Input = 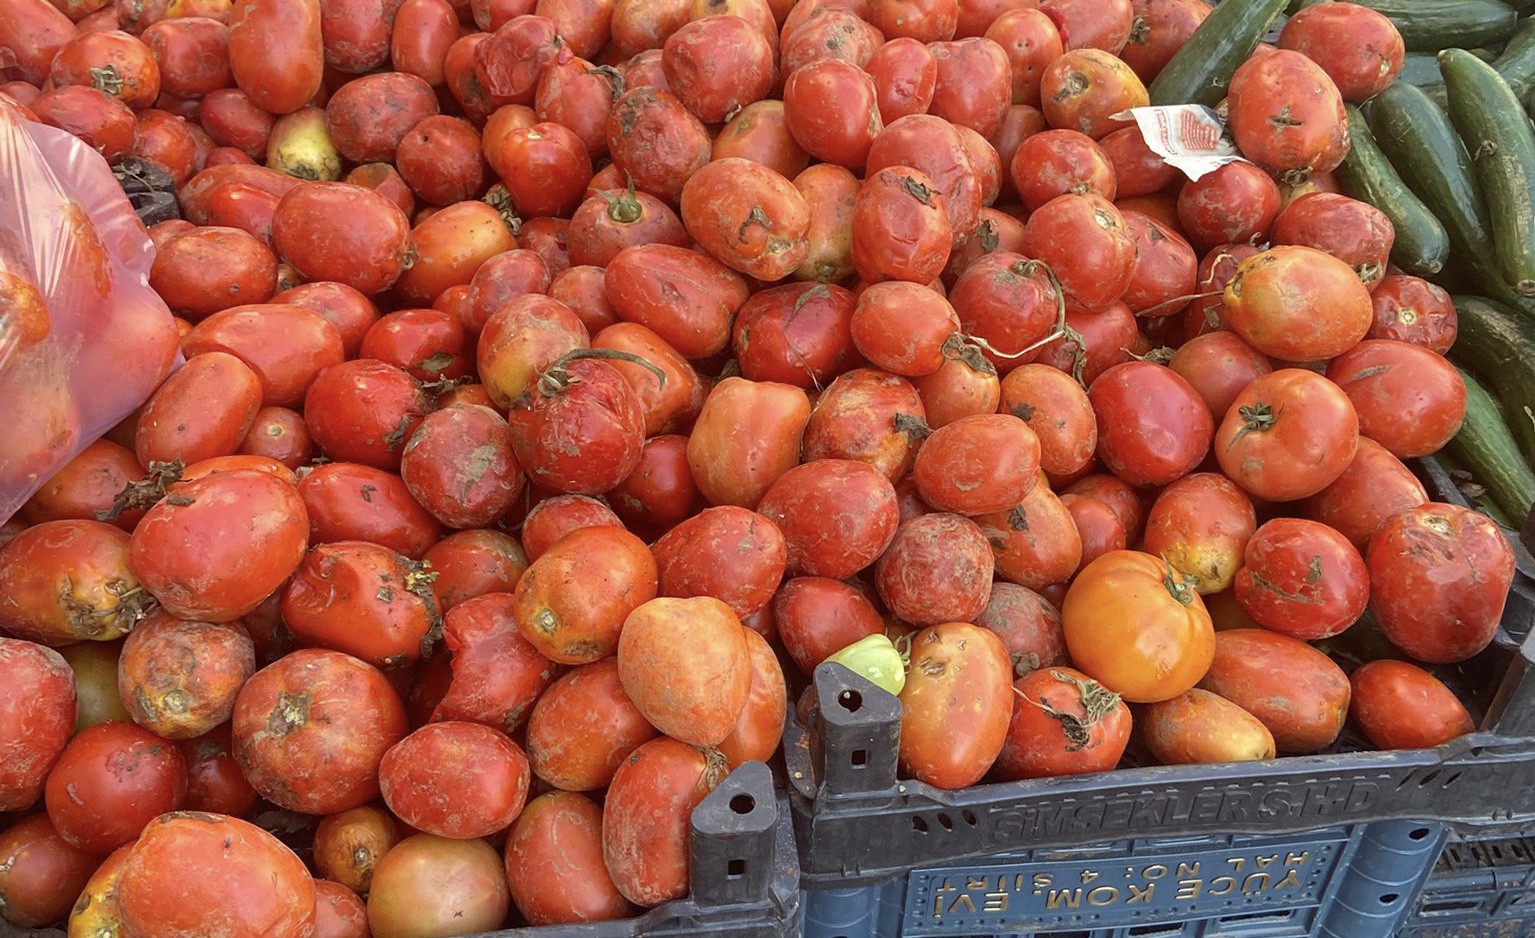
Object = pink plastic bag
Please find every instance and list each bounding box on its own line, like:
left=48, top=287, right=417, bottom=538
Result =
left=0, top=100, right=182, bottom=524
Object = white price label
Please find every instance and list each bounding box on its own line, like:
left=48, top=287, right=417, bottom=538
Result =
left=1113, top=105, right=1250, bottom=182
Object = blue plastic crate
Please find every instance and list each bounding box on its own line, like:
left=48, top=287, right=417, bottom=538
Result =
left=1397, top=832, right=1535, bottom=938
left=802, top=820, right=1446, bottom=938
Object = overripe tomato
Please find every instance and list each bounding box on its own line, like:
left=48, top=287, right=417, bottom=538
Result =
left=898, top=622, right=1013, bottom=788
left=995, top=666, right=1130, bottom=780
left=875, top=512, right=994, bottom=625
left=1061, top=549, right=1215, bottom=703
left=182, top=304, right=346, bottom=408
left=505, top=791, right=635, bottom=925
left=774, top=575, right=886, bottom=676
left=602, top=736, right=724, bottom=906
left=973, top=581, right=1068, bottom=675
left=1369, top=275, right=1457, bottom=352
left=434, top=592, right=561, bottom=731
left=228, top=0, right=323, bottom=114
left=1141, top=688, right=1276, bottom=763
left=1198, top=628, right=1350, bottom=754
left=0, top=520, right=145, bottom=644
left=513, top=525, right=658, bottom=664
left=1023, top=193, right=1135, bottom=310
left=379, top=722, right=530, bottom=838
left=1166, top=330, right=1273, bottom=422
left=617, top=596, right=751, bottom=745
left=1142, top=472, right=1257, bottom=595
left=366, top=835, right=508, bottom=938
left=281, top=541, right=442, bottom=668
left=1277, top=2, right=1404, bottom=103
left=687, top=377, right=811, bottom=507
left=0, top=639, right=75, bottom=812
left=913, top=413, right=1042, bottom=515
left=1227, top=48, right=1350, bottom=184
left=977, top=479, right=1083, bottom=592
left=1298, top=436, right=1428, bottom=550
left=1271, top=192, right=1395, bottom=290
left=1325, top=339, right=1467, bottom=458
left=1233, top=517, right=1369, bottom=640
left=117, top=612, right=255, bottom=739
left=297, top=462, right=444, bottom=560
left=1349, top=659, right=1475, bottom=750
left=1038, top=47, right=1145, bottom=139
left=0, top=815, right=111, bottom=928
left=45, top=720, right=187, bottom=854
left=1175, top=162, right=1281, bottom=253
left=1088, top=360, right=1212, bottom=487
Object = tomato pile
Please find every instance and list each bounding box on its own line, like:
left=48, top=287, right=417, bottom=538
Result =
left=0, top=0, right=1526, bottom=933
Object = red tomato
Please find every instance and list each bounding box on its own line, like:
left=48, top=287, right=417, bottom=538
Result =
left=757, top=459, right=899, bottom=578
left=928, top=36, right=1011, bottom=137
left=117, top=613, right=255, bottom=740
left=688, top=377, right=811, bottom=507
left=1367, top=503, right=1515, bottom=663
left=1233, top=517, right=1369, bottom=640
left=379, top=722, right=529, bottom=838
left=303, top=359, right=432, bottom=472
left=663, top=13, right=773, bottom=122
left=898, top=622, right=1013, bottom=788
left=1024, top=193, right=1135, bottom=310
left=1199, top=628, right=1350, bottom=754
left=995, top=666, right=1130, bottom=780
left=1010, top=129, right=1116, bottom=212
left=567, top=186, right=688, bottom=268
left=1350, top=659, right=1475, bottom=750
left=605, top=86, right=711, bottom=203
left=852, top=165, right=953, bottom=284
left=912, top=413, right=1042, bottom=515
left=228, top=0, right=322, bottom=114
left=651, top=504, right=787, bottom=616
left=434, top=592, right=561, bottom=731
left=1122, top=211, right=1198, bottom=317
left=280, top=540, right=443, bottom=668
left=983, top=8, right=1061, bottom=108
left=948, top=252, right=1062, bottom=369
left=1228, top=48, right=1350, bottom=183
left=680, top=157, right=811, bottom=280
left=1325, top=339, right=1467, bottom=458
left=1214, top=368, right=1359, bottom=502
left=1088, top=360, right=1212, bottom=487
left=400, top=404, right=524, bottom=529
left=774, top=575, right=885, bottom=676
left=366, top=835, right=508, bottom=938
left=513, top=525, right=658, bottom=664
left=850, top=280, right=960, bottom=376
left=1038, top=47, right=1145, bottom=139
left=976, top=479, right=1083, bottom=592
left=865, top=36, right=937, bottom=122
left=605, top=242, right=749, bottom=359
left=1298, top=436, right=1428, bottom=551
left=505, top=791, right=635, bottom=925
left=1271, top=192, right=1395, bottom=291
left=874, top=512, right=994, bottom=625
left=0, top=0, right=76, bottom=86
left=1369, top=275, right=1457, bottom=352
left=1166, top=330, right=1273, bottom=422
left=865, top=113, right=983, bottom=251
left=1175, top=163, right=1281, bottom=253
left=21, top=438, right=147, bottom=531
left=1277, top=2, right=1404, bottom=103
left=0, top=640, right=75, bottom=812
left=868, top=0, right=956, bottom=42
left=617, top=596, right=751, bottom=745
left=422, top=529, right=529, bottom=611
left=602, top=736, right=721, bottom=907
left=0, top=816, right=104, bottom=928
left=45, top=720, right=187, bottom=853
left=297, top=462, right=443, bottom=559
left=1141, top=472, right=1257, bottom=595
left=179, top=724, right=259, bottom=817
left=525, top=657, right=657, bottom=791
left=272, top=181, right=413, bottom=295
left=1059, top=492, right=1127, bottom=573
left=521, top=494, right=624, bottom=562
left=973, top=581, right=1068, bottom=674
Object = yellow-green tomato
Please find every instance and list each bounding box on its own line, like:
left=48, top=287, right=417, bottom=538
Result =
left=824, top=633, right=906, bottom=696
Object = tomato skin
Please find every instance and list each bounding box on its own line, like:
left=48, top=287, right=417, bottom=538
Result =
left=30, top=84, right=138, bottom=161
left=228, top=0, right=323, bottom=114
left=130, top=469, right=309, bottom=623
left=1324, top=339, right=1467, bottom=459
left=663, top=13, right=773, bottom=123
left=995, top=666, right=1131, bottom=780
left=179, top=724, right=259, bottom=817
left=379, top=722, right=530, bottom=839
left=22, top=438, right=144, bottom=531
left=948, top=252, right=1062, bottom=370
left=1142, top=688, right=1277, bottom=764
left=136, top=350, right=263, bottom=468
left=1142, top=473, right=1257, bottom=595
left=1198, top=628, right=1349, bottom=754
left=603, top=736, right=722, bottom=908
left=0, top=815, right=101, bottom=929
left=867, top=0, right=956, bottom=42
left=312, top=805, right=399, bottom=893
left=1175, top=163, right=1281, bottom=253
left=568, top=187, right=688, bottom=269
left=1061, top=549, right=1215, bottom=703
left=1298, top=436, right=1428, bottom=551
left=605, top=242, right=749, bottom=359
left=116, top=813, right=316, bottom=938
left=232, top=647, right=408, bottom=813
left=1229, top=47, right=1350, bottom=183
left=526, top=657, right=657, bottom=791
left=0, top=640, right=75, bottom=812
left=1349, top=659, right=1475, bottom=750
left=513, top=525, right=659, bottom=664
left=898, top=622, right=1013, bottom=789
left=865, top=36, right=937, bottom=122
left=505, top=791, right=635, bottom=925
left=434, top=592, right=561, bottom=731
left=974, top=581, right=1068, bottom=675
left=521, top=494, right=624, bottom=562
left=875, top=512, right=994, bottom=626
left=928, top=36, right=1011, bottom=138
left=977, top=479, right=1083, bottom=592
left=1367, top=503, right=1515, bottom=664
left=280, top=541, right=442, bottom=668
left=1369, top=275, right=1457, bottom=353
left=1233, top=517, right=1368, bottom=640
left=756, top=458, right=899, bottom=578
left=605, top=85, right=712, bottom=203
left=852, top=165, right=953, bottom=284
left=117, top=613, right=256, bottom=740
left=45, top=720, right=187, bottom=854
left=422, top=530, right=529, bottom=611
left=731, top=282, right=859, bottom=389
left=683, top=159, right=812, bottom=282
left=1089, top=360, right=1212, bottom=488
left=850, top=280, right=960, bottom=376
left=1060, top=488, right=1126, bottom=569
left=508, top=358, right=646, bottom=495
left=1271, top=192, right=1395, bottom=291
left=781, top=57, right=884, bottom=170
left=718, top=626, right=787, bottom=767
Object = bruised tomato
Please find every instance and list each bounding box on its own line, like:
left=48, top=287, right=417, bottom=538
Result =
left=513, top=525, right=658, bottom=664
left=1233, top=518, right=1369, bottom=640
left=899, top=622, right=1013, bottom=788
left=1141, top=688, right=1276, bottom=764
left=379, top=722, right=530, bottom=839
left=1227, top=48, right=1350, bottom=184
left=995, top=666, right=1130, bottom=780
left=1141, top=472, right=1257, bottom=595
left=603, top=737, right=724, bottom=907
left=1199, top=629, right=1350, bottom=754
left=0, top=639, right=75, bottom=812
left=505, top=791, right=635, bottom=925
left=1088, top=360, right=1212, bottom=488
left=1349, top=659, right=1475, bottom=750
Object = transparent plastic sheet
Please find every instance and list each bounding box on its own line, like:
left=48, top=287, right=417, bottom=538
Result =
left=0, top=99, right=181, bottom=524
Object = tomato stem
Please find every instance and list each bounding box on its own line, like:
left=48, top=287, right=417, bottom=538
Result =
left=1132, top=288, right=1223, bottom=319
left=600, top=175, right=644, bottom=224
left=1225, top=401, right=1277, bottom=450
left=535, top=347, right=667, bottom=397
left=1160, top=557, right=1195, bottom=607
left=95, top=459, right=184, bottom=521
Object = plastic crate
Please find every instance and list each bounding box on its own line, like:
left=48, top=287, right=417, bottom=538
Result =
left=802, top=820, right=1447, bottom=938
left=1397, top=832, right=1535, bottom=938
left=0, top=760, right=801, bottom=938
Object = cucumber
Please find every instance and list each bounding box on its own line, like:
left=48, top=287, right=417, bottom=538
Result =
left=1449, top=295, right=1535, bottom=472
left=1447, top=365, right=1535, bottom=524
left=1148, top=0, right=1289, bottom=107
left=1491, top=16, right=1535, bottom=99
left=1289, top=0, right=1518, bottom=52
left=1365, top=81, right=1495, bottom=265
left=1335, top=105, right=1451, bottom=277
left=1430, top=447, right=1517, bottom=528
left=1440, top=49, right=1535, bottom=299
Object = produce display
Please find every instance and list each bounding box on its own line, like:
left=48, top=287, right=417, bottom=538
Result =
left=2, top=0, right=1534, bottom=934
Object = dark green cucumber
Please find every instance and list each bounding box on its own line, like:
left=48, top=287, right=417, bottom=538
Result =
left=1148, top=0, right=1289, bottom=107
left=1440, top=49, right=1535, bottom=299
left=1431, top=446, right=1517, bottom=528
left=1448, top=364, right=1535, bottom=524
left=1335, top=105, right=1451, bottom=277
left=1491, top=16, right=1535, bottom=98
left=1365, top=81, right=1495, bottom=264
left=1449, top=295, right=1535, bottom=471
left=1290, top=0, right=1518, bottom=52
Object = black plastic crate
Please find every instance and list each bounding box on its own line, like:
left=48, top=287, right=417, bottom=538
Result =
left=1397, top=832, right=1535, bottom=938
left=0, top=760, right=800, bottom=938
left=802, top=820, right=1446, bottom=938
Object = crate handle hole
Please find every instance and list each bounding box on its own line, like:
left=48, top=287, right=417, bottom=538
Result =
left=838, top=690, right=863, bottom=712
left=729, top=794, right=756, bottom=815
left=963, top=809, right=978, bottom=826
left=727, top=858, right=745, bottom=879
left=1419, top=770, right=1442, bottom=786
left=913, top=816, right=930, bottom=834
left=937, top=813, right=954, bottom=831
left=1409, top=827, right=1433, bottom=841
left=1377, top=892, right=1401, bottom=905
left=851, top=748, right=868, bottom=768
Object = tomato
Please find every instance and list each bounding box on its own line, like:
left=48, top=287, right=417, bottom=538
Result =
left=316, top=0, right=397, bottom=72
left=183, top=304, right=346, bottom=409
left=1271, top=192, right=1394, bottom=292
left=477, top=295, right=589, bottom=410
left=995, top=666, right=1130, bottom=780
left=973, top=581, right=1067, bottom=675
left=1232, top=517, right=1368, bottom=640
left=1368, top=275, right=1457, bottom=353
left=1039, top=47, right=1145, bottom=140
left=379, top=722, right=530, bottom=838
left=914, top=354, right=1001, bottom=427
left=679, top=158, right=811, bottom=282
left=297, top=462, right=443, bottom=560
left=44, top=720, right=185, bottom=854
left=0, top=0, right=76, bottom=85
left=1367, top=503, right=1514, bottom=663
left=1141, top=473, right=1256, bottom=595
left=228, top=0, right=322, bottom=114
left=1088, top=360, right=1212, bottom=487
left=513, top=525, right=658, bottom=664
left=603, top=736, right=723, bottom=907
left=1122, top=211, right=1199, bottom=317
left=507, top=355, right=646, bottom=495
left=1228, top=48, right=1350, bottom=184
left=1166, top=330, right=1273, bottom=422
left=1009, top=129, right=1115, bottom=212
left=0, top=520, right=142, bottom=645
left=1024, top=193, right=1136, bottom=310
left=948, top=252, right=1063, bottom=370
left=1198, top=628, right=1350, bottom=754
left=1175, top=162, right=1281, bottom=253
left=774, top=575, right=885, bottom=676
left=67, top=842, right=133, bottom=938
left=912, top=413, right=1042, bottom=515
left=605, top=242, right=749, bottom=359
left=398, top=404, right=523, bottom=529
left=755, top=459, right=898, bottom=578
left=977, top=479, right=1083, bottom=591
left=280, top=541, right=442, bottom=668
left=271, top=181, right=413, bottom=295
left=50, top=29, right=161, bottom=108
left=605, top=85, right=711, bottom=203
left=982, top=9, right=1060, bottom=108
left=568, top=185, right=688, bottom=269
left=178, top=723, right=259, bottom=817
left=134, top=351, right=261, bottom=470
left=781, top=8, right=880, bottom=73
left=852, top=165, right=953, bottom=284
left=551, top=266, right=622, bottom=335
left=422, top=529, right=529, bottom=611
left=615, top=596, right=750, bottom=746
left=1142, top=688, right=1276, bottom=763
left=505, top=791, right=634, bottom=925
left=1214, top=368, right=1359, bottom=502
left=273, top=281, right=380, bottom=358
left=662, top=13, right=773, bottom=123
left=0, top=639, right=74, bottom=812
left=129, top=469, right=308, bottom=622
left=1298, top=436, right=1428, bottom=551
left=687, top=377, right=812, bottom=507
left=927, top=37, right=1010, bottom=138
left=521, top=494, right=623, bottom=562
left=57, top=640, right=130, bottom=734
left=850, top=280, right=961, bottom=376
left=898, top=621, right=1013, bottom=788
left=1061, top=549, right=1215, bottom=703
left=366, top=835, right=509, bottom=938
left=1349, top=659, right=1475, bottom=750
left=801, top=369, right=925, bottom=480
left=312, top=805, right=399, bottom=894
left=303, top=359, right=433, bottom=472
left=1277, top=2, right=1403, bottom=103
left=388, top=0, right=456, bottom=85
left=0, top=815, right=107, bottom=928
left=865, top=36, right=937, bottom=123
left=875, top=512, right=994, bottom=625
left=1325, top=339, right=1467, bottom=458
left=431, top=593, right=559, bottom=732
left=117, top=612, right=255, bottom=739
left=990, top=369, right=1094, bottom=486
left=731, top=282, right=859, bottom=388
